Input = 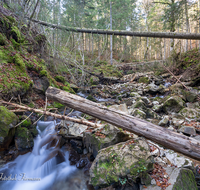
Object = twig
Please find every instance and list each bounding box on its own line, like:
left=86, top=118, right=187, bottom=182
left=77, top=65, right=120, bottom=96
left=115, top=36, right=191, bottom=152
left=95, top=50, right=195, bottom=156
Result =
left=162, top=64, right=200, bottom=102
left=15, top=112, right=33, bottom=128
left=18, top=95, right=21, bottom=105
left=1, top=101, right=103, bottom=128
left=44, top=97, right=47, bottom=121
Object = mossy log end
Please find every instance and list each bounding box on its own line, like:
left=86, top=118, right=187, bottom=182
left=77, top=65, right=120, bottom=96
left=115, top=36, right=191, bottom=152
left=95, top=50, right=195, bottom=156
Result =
left=46, top=86, right=200, bottom=161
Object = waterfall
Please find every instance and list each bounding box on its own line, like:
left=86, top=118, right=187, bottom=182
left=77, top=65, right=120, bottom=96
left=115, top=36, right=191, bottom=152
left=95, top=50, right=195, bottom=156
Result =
left=0, top=121, right=78, bottom=190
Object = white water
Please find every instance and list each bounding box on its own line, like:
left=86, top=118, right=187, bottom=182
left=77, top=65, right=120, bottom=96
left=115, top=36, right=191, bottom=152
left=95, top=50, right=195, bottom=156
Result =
left=0, top=121, right=78, bottom=190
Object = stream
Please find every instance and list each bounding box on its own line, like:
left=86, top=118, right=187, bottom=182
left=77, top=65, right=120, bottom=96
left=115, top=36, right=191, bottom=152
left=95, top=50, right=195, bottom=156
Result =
left=0, top=121, right=89, bottom=190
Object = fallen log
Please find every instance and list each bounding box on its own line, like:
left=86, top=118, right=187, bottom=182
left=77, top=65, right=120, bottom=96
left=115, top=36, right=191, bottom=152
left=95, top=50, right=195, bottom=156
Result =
left=0, top=101, right=102, bottom=128
left=28, top=18, right=200, bottom=40
left=46, top=86, right=200, bottom=161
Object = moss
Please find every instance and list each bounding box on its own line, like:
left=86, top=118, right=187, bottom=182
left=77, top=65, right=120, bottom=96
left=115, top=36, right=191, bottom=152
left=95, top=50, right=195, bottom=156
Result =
left=87, top=95, right=97, bottom=102
left=53, top=102, right=64, bottom=109
left=6, top=16, right=16, bottom=24
left=0, top=106, right=18, bottom=139
left=138, top=77, right=150, bottom=84
left=20, top=118, right=32, bottom=128
left=55, top=75, right=66, bottom=83
left=0, top=32, right=7, bottom=45
left=14, top=53, right=26, bottom=71
left=40, top=70, right=47, bottom=77
left=11, top=26, right=23, bottom=43
left=173, top=169, right=197, bottom=190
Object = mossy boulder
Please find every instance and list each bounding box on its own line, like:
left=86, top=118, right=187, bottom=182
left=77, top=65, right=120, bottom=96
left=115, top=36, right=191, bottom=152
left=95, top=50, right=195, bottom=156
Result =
left=129, top=108, right=146, bottom=119
left=138, top=77, right=150, bottom=84
left=83, top=124, right=131, bottom=158
left=162, top=96, right=184, bottom=114
left=89, top=138, right=153, bottom=188
left=0, top=106, right=18, bottom=149
left=179, top=108, right=200, bottom=119
left=15, top=126, right=34, bottom=150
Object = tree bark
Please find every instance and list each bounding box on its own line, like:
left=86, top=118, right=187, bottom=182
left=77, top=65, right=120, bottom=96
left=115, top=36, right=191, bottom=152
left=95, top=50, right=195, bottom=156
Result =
left=27, top=18, right=200, bottom=40
left=1, top=101, right=102, bottom=128
left=46, top=86, right=200, bottom=161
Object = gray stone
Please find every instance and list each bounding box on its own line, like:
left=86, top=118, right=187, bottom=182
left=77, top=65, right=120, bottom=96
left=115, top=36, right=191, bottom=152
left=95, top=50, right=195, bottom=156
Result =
left=178, top=126, right=196, bottom=136
left=158, top=116, right=169, bottom=126
left=33, top=76, right=50, bottom=94
left=83, top=124, right=130, bottom=157
left=144, top=83, right=165, bottom=94
left=109, top=104, right=128, bottom=114
left=89, top=138, right=153, bottom=187
left=162, top=96, right=184, bottom=114
left=129, top=108, right=146, bottom=119
left=179, top=108, right=200, bottom=119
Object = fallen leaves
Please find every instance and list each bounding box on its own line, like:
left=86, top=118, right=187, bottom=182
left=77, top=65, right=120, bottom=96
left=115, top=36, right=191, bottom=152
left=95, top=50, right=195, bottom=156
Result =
left=149, top=163, right=171, bottom=190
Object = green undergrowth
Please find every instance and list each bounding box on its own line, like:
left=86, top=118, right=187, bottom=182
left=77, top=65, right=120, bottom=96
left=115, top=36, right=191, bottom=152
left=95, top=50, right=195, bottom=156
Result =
left=0, top=15, right=74, bottom=96
left=172, top=48, right=200, bottom=73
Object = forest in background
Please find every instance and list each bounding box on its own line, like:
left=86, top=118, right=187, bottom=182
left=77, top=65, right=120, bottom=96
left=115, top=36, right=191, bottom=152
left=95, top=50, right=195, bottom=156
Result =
left=2, top=0, right=200, bottom=63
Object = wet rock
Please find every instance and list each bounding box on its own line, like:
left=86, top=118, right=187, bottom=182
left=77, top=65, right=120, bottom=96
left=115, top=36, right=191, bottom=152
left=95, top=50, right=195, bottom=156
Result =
left=162, top=96, right=184, bottom=114
left=15, top=127, right=34, bottom=150
left=89, top=138, right=153, bottom=188
left=83, top=124, right=131, bottom=158
left=69, top=150, right=80, bottom=165
left=141, top=168, right=197, bottom=190
left=56, top=150, right=66, bottom=164
left=178, top=126, right=196, bottom=136
left=76, top=157, right=89, bottom=169
left=179, top=108, right=200, bottom=119
left=0, top=106, right=18, bottom=150
left=158, top=116, right=169, bottom=127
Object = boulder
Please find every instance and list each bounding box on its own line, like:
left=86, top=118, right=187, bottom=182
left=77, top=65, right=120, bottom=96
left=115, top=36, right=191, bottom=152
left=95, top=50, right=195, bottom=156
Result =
left=158, top=116, right=169, bottom=127
left=15, top=126, right=34, bottom=150
left=0, top=106, right=18, bottom=150
left=178, top=126, right=196, bottom=136
left=141, top=168, right=197, bottom=190
left=129, top=108, right=146, bottom=119
left=83, top=124, right=131, bottom=158
left=179, top=108, right=200, bottom=119
left=162, top=96, right=184, bottom=114
left=33, top=76, right=49, bottom=94
left=59, top=120, right=88, bottom=137
left=171, top=114, right=185, bottom=127
left=89, top=138, right=153, bottom=188
left=144, top=83, right=165, bottom=95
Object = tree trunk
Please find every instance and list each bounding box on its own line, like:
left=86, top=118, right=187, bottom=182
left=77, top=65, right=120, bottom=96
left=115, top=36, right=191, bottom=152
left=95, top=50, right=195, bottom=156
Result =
left=46, top=86, right=200, bottom=161
left=27, top=18, right=200, bottom=40
left=184, top=0, right=189, bottom=52
left=110, top=1, right=113, bottom=65
left=27, top=0, right=40, bottom=29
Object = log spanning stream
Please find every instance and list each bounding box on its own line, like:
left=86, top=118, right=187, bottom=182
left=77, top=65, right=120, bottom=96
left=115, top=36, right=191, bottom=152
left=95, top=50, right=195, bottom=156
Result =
left=0, top=121, right=88, bottom=190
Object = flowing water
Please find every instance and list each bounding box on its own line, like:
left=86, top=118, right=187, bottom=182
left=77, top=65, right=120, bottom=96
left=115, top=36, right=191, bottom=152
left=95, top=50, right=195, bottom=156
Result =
left=0, top=121, right=89, bottom=190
